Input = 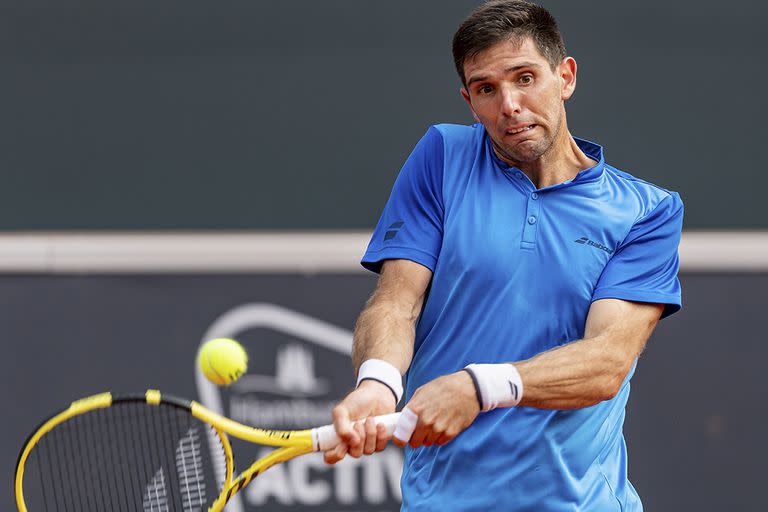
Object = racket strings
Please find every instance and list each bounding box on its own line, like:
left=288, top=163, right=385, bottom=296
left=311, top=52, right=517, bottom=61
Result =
left=65, top=416, right=89, bottom=511
left=148, top=404, right=176, bottom=512
left=174, top=423, right=208, bottom=509
left=140, top=401, right=168, bottom=511
left=207, top=425, right=230, bottom=489
left=20, top=402, right=224, bottom=512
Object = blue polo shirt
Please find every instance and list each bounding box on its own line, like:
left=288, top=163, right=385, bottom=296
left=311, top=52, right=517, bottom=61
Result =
left=361, top=123, right=683, bottom=511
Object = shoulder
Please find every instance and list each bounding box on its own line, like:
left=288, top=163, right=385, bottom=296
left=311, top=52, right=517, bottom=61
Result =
left=602, top=164, right=683, bottom=222
left=430, top=122, right=485, bottom=149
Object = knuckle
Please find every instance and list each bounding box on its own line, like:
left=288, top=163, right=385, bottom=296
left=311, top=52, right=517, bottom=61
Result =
left=408, top=403, right=423, bottom=415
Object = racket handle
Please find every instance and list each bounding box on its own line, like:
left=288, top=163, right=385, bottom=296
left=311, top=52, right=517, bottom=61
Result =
left=312, top=412, right=401, bottom=452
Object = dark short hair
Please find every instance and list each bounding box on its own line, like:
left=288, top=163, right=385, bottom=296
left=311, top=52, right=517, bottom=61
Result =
left=452, top=0, right=567, bottom=86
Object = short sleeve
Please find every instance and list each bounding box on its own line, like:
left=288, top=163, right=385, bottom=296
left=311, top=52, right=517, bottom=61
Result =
left=592, top=192, right=684, bottom=318
left=361, top=126, right=445, bottom=274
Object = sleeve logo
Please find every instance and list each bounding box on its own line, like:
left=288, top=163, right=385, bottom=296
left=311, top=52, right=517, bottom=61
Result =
left=384, top=221, right=405, bottom=241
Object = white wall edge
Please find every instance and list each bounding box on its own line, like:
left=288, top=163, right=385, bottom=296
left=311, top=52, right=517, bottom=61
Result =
left=677, top=231, right=768, bottom=271
left=0, top=230, right=764, bottom=274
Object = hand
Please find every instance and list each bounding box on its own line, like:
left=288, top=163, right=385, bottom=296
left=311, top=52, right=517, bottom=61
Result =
left=393, top=371, right=480, bottom=448
left=324, top=380, right=397, bottom=464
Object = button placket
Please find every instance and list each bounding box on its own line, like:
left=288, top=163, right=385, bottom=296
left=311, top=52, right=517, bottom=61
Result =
left=521, top=191, right=541, bottom=249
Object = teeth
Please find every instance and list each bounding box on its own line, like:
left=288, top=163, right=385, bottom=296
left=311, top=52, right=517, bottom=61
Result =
left=509, top=125, right=534, bottom=134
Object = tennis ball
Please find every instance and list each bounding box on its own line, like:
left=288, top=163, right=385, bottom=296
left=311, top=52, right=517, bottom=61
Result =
left=197, top=338, right=248, bottom=386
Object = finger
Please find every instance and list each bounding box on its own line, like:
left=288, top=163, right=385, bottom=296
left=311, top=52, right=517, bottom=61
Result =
left=375, top=422, right=389, bottom=452
left=323, top=442, right=348, bottom=464
left=423, top=427, right=442, bottom=447
left=348, top=421, right=366, bottom=458
left=363, top=417, right=377, bottom=455
left=409, top=423, right=428, bottom=449
left=332, top=404, right=359, bottom=446
left=425, top=420, right=448, bottom=446
left=436, top=431, right=454, bottom=446
left=393, top=406, right=418, bottom=447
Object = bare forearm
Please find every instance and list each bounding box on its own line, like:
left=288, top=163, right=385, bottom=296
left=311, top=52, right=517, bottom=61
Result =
left=514, top=300, right=662, bottom=409
left=352, top=295, right=416, bottom=374
left=515, top=335, right=637, bottom=409
left=350, top=260, right=430, bottom=374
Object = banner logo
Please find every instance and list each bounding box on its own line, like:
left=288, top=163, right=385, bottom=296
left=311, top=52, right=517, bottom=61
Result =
left=196, top=303, right=402, bottom=511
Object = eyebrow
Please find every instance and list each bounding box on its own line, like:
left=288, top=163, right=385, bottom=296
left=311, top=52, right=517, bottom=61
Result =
left=466, top=62, right=541, bottom=87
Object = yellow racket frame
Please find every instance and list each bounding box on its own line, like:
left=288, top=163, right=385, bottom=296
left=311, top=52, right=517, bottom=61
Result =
left=189, top=396, right=315, bottom=511
left=15, top=390, right=319, bottom=512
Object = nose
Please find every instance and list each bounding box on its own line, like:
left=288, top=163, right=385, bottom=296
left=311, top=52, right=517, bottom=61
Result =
left=499, top=85, right=522, bottom=117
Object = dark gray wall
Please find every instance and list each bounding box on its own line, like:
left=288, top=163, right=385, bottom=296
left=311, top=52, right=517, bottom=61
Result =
left=1, top=0, right=765, bottom=230
left=4, top=273, right=766, bottom=510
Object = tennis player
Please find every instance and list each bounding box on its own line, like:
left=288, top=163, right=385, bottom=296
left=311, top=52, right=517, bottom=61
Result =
left=326, top=1, right=683, bottom=510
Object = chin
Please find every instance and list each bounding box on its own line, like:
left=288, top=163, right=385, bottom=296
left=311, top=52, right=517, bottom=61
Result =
left=503, top=140, right=547, bottom=163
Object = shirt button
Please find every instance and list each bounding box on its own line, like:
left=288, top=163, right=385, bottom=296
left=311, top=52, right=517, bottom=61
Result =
left=531, top=192, right=538, bottom=200
left=517, top=172, right=524, bottom=179
left=527, top=216, right=537, bottom=225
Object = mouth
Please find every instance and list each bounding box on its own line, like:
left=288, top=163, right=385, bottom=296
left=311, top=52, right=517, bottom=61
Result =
left=505, top=124, right=537, bottom=136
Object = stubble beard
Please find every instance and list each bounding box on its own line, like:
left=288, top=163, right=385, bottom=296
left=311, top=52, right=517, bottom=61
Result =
left=493, top=136, right=552, bottom=165
left=491, top=109, right=564, bottom=166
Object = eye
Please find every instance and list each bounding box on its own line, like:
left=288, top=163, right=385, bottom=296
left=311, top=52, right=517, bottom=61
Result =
left=519, top=74, right=534, bottom=85
left=477, top=85, right=494, bottom=95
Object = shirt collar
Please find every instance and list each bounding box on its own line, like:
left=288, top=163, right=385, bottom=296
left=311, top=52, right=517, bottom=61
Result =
left=486, top=131, right=606, bottom=187
left=571, top=137, right=605, bottom=184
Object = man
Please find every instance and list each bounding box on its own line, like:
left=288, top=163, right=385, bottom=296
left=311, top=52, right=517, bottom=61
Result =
left=325, top=1, right=683, bottom=510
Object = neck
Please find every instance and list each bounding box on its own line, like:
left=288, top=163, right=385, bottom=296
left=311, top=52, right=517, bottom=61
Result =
left=492, top=122, right=596, bottom=189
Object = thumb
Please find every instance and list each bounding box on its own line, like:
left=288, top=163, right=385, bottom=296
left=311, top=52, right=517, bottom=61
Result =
left=332, top=403, right=359, bottom=445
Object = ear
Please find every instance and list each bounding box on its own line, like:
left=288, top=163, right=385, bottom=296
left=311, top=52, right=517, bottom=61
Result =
left=559, top=57, right=577, bottom=100
left=460, top=87, right=481, bottom=123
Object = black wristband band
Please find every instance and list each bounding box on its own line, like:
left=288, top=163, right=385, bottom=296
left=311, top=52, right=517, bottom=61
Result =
left=462, top=368, right=484, bottom=410
left=358, top=377, right=400, bottom=404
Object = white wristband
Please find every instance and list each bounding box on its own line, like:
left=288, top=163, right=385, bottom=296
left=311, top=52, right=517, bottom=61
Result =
left=356, top=359, right=403, bottom=404
left=464, top=363, right=524, bottom=411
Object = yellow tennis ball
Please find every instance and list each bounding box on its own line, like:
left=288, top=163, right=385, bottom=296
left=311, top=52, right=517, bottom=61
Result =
left=197, top=338, right=248, bottom=386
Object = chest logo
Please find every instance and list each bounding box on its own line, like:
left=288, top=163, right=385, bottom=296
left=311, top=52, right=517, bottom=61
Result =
left=575, top=236, right=615, bottom=254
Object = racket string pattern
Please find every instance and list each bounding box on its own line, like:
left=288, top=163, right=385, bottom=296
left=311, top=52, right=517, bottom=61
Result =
left=175, top=427, right=206, bottom=511
left=15, top=390, right=399, bottom=512
left=17, top=397, right=225, bottom=512
left=142, top=467, right=169, bottom=512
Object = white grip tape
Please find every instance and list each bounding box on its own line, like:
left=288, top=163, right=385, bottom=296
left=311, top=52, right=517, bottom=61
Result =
left=356, top=359, right=404, bottom=404
left=465, top=363, right=524, bottom=411
left=392, top=406, right=418, bottom=443
left=312, top=412, right=401, bottom=452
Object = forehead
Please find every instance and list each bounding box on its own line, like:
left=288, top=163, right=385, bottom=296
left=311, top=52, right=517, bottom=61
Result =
left=463, top=37, right=549, bottom=80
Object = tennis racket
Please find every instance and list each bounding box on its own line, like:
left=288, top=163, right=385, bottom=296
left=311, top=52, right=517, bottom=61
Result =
left=15, top=389, right=399, bottom=511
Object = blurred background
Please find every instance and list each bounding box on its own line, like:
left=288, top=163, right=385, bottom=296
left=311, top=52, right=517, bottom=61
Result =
left=2, top=0, right=766, bottom=510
